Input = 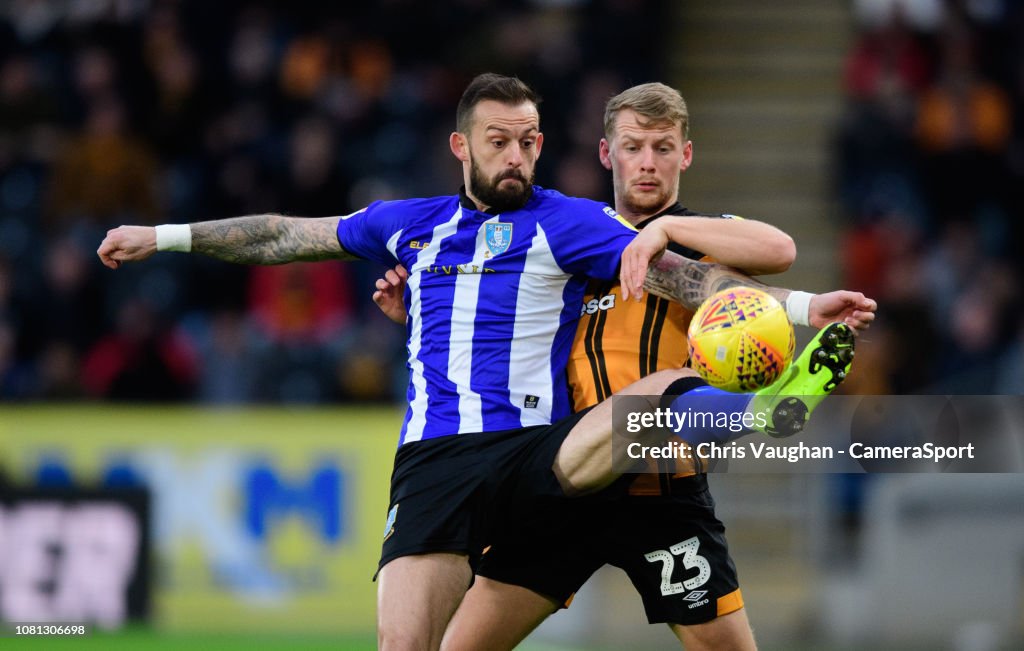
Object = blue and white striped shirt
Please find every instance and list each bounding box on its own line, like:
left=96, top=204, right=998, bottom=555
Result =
left=337, top=186, right=637, bottom=446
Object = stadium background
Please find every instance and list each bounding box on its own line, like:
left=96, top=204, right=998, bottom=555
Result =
left=0, top=0, right=1022, bottom=649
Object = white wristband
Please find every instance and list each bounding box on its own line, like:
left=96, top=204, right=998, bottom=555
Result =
left=155, top=224, right=192, bottom=252
left=784, top=290, right=813, bottom=327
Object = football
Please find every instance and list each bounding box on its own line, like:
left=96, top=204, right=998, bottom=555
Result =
left=687, top=287, right=796, bottom=392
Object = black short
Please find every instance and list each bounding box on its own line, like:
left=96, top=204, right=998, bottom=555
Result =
left=377, top=408, right=593, bottom=574
left=477, top=475, right=743, bottom=625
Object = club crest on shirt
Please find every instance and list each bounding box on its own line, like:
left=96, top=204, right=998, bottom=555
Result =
left=485, top=222, right=513, bottom=257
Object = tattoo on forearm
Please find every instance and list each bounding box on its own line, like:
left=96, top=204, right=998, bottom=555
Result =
left=644, top=251, right=791, bottom=310
left=191, top=214, right=354, bottom=264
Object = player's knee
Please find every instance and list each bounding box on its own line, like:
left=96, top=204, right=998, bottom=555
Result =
left=671, top=610, right=757, bottom=651
left=379, top=625, right=436, bottom=651
left=440, top=635, right=493, bottom=651
left=377, top=634, right=423, bottom=651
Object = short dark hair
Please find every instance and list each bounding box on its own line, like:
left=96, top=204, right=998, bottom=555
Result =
left=456, top=73, right=541, bottom=134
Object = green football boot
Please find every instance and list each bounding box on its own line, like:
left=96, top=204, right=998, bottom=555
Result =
left=750, top=322, right=856, bottom=438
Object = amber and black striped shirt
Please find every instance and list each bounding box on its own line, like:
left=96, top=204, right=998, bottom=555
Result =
left=566, top=205, right=736, bottom=494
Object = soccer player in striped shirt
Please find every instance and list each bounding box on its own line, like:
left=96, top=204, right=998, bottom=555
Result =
left=98, top=73, right=863, bottom=651
left=372, top=83, right=876, bottom=650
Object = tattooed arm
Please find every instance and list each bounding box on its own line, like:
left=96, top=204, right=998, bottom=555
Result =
left=97, top=215, right=356, bottom=268
left=190, top=215, right=352, bottom=264
left=645, top=250, right=877, bottom=332
left=643, top=250, right=788, bottom=310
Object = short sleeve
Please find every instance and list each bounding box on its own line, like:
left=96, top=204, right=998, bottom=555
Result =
left=539, top=197, right=637, bottom=280
left=335, top=201, right=403, bottom=267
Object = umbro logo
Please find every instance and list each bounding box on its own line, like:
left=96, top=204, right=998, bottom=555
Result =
left=682, top=590, right=707, bottom=602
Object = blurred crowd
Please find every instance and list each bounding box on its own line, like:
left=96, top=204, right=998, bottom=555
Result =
left=0, top=0, right=666, bottom=404
left=3, top=0, right=1018, bottom=405
left=836, top=0, right=1024, bottom=394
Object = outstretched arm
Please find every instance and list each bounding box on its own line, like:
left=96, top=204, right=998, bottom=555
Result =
left=368, top=253, right=877, bottom=334
left=97, top=215, right=355, bottom=269
left=645, top=250, right=877, bottom=332
left=619, top=215, right=795, bottom=301
left=648, top=215, right=795, bottom=275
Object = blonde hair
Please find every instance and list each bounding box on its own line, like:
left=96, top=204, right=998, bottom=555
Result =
left=603, top=82, right=689, bottom=140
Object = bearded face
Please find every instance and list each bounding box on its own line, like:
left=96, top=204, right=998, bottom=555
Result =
left=468, top=153, right=534, bottom=213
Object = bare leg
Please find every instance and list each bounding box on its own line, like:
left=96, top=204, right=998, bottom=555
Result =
left=441, top=576, right=559, bottom=651
left=377, top=553, right=473, bottom=651
left=554, top=368, right=694, bottom=494
left=670, top=608, right=758, bottom=651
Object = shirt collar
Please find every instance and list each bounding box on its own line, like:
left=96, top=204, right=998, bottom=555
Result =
left=457, top=185, right=535, bottom=215
left=634, top=201, right=686, bottom=229
left=458, top=185, right=477, bottom=211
